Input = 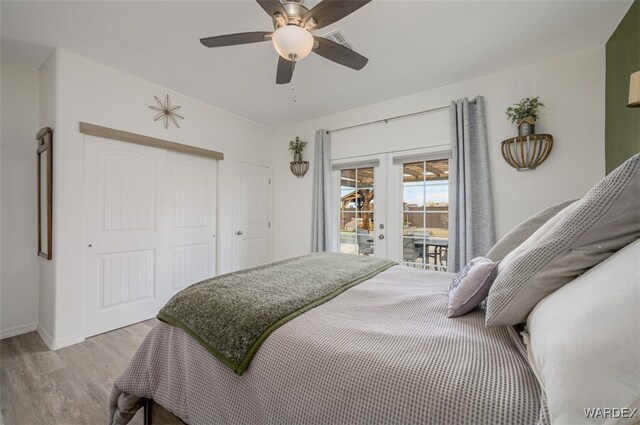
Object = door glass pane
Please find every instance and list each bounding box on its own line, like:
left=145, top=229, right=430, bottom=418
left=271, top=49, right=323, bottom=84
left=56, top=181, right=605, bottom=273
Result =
left=401, top=159, right=449, bottom=271
left=402, top=212, right=426, bottom=237
left=403, top=162, right=425, bottom=210
left=340, top=167, right=375, bottom=256
left=356, top=212, right=374, bottom=256
left=356, top=167, right=374, bottom=188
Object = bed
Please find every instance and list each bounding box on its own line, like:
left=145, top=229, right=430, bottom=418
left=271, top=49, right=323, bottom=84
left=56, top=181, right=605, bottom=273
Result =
left=110, top=154, right=640, bottom=425
left=109, top=263, right=547, bottom=425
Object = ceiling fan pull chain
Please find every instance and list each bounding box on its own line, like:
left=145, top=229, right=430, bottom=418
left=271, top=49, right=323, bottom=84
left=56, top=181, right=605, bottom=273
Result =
left=291, top=60, right=297, bottom=103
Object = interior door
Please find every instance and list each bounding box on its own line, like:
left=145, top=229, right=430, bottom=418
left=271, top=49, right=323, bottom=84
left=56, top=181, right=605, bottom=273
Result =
left=165, top=151, right=217, bottom=295
left=233, top=161, right=271, bottom=271
left=84, top=137, right=166, bottom=337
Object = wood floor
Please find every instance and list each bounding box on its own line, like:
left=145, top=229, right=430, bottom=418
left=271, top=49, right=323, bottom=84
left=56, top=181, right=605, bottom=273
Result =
left=0, top=319, right=181, bottom=425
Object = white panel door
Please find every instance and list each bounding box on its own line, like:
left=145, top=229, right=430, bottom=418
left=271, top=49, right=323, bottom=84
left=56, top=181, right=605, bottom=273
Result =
left=233, top=161, right=271, bottom=271
left=84, top=138, right=219, bottom=337
left=84, top=137, right=166, bottom=337
left=165, top=151, right=217, bottom=295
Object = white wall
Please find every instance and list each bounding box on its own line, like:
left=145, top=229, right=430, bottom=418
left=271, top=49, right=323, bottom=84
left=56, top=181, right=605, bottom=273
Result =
left=271, top=47, right=606, bottom=261
left=39, top=49, right=273, bottom=349
left=2, top=45, right=607, bottom=346
left=0, top=59, right=40, bottom=338
left=37, top=52, right=57, bottom=343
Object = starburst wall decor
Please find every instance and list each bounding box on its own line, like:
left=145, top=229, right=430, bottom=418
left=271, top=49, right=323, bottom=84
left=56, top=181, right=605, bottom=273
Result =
left=149, top=94, right=184, bottom=129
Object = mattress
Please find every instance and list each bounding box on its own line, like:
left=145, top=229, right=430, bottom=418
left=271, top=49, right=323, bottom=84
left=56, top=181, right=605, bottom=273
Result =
left=110, top=265, right=548, bottom=425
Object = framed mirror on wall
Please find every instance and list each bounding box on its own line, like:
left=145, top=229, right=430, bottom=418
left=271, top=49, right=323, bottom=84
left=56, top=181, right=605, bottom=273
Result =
left=37, top=127, right=53, bottom=260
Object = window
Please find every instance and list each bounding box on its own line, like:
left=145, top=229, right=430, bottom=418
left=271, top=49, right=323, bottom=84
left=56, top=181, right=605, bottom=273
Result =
left=339, top=167, right=374, bottom=256
left=401, top=159, right=449, bottom=271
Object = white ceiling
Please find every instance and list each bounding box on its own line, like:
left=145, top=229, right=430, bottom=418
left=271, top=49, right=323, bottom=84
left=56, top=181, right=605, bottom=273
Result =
left=1, top=0, right=632, bottom=128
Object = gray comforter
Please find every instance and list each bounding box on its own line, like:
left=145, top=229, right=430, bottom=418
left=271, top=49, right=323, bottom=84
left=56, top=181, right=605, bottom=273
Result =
left=110, top=265, right=548, bottom=425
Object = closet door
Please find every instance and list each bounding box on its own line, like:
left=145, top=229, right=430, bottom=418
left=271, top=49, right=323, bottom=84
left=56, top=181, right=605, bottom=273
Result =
left=165, top=151, right=217, bottom=296
left=84, top=139, right=218, bottom=337
left=84, top=137, right=166, bottom=337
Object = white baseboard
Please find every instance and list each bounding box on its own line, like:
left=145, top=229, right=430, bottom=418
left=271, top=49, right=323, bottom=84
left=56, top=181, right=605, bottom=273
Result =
left=36, top=323, right=84, bottom=350
left=0, top=322, right=38, bottom=339
left=36, top=323, right=55, bottom=348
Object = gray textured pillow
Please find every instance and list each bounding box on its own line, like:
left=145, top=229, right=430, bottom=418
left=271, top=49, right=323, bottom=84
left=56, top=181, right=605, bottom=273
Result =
left=486, top=199, right=577, bottom=262
left=486, top=153, right=640, bottom=327
left=447, top=257, right=498, bottom=318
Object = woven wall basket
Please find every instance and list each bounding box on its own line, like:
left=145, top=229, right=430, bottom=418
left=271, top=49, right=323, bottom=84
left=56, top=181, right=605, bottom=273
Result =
left=501, top=134, right=553, bottom=170
left=290, top=161, right=309, bottom=178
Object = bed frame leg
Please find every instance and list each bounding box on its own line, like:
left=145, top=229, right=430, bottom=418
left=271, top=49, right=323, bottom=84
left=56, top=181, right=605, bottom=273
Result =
left=143, top=398, right=152, bottom=425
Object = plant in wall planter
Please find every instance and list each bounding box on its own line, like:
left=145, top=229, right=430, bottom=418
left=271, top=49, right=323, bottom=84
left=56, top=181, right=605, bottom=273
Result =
left=506, top=97, right=545, bottom=136
left=288, top=137, right=307, bottom=161
left=288, top=137, right=309, bottom=178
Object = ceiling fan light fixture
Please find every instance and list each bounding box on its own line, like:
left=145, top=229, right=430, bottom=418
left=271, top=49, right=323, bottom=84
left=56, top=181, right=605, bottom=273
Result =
left=272, top=25, right=314, bottom=61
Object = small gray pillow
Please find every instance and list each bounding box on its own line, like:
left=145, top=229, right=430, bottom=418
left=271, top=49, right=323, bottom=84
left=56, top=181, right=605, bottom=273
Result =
left=486, top=199, right=577, bottom=262
left=486, top=154, right=640, bottom=327
left=447, top=257, right=499, bottom=318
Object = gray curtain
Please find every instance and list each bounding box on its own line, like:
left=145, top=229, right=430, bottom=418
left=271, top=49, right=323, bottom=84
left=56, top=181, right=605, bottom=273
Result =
left=311, top=129, right=332, bottom=252
left=448, top=96, right=495, bottom=272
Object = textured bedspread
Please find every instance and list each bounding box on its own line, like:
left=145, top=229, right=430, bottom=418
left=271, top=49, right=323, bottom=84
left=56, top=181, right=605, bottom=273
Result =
left=110, top=265, right=548, bottom=425
left=158, top=252, right=396, bottom=374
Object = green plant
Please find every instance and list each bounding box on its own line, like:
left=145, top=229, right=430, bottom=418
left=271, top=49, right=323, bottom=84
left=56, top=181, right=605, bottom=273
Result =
left=506, top=97, right=545, bottom=125
left=288, top=136, right=307, bottom=155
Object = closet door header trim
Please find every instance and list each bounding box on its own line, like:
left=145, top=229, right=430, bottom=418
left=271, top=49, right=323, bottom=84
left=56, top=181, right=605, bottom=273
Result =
left=79, top=122, right=224, bottom=160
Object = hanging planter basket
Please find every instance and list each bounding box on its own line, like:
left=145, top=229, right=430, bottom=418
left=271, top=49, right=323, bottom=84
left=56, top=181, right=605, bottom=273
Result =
left=290, top=160, right=309, bottom=178
left=501, top=134, right=553, bottom=171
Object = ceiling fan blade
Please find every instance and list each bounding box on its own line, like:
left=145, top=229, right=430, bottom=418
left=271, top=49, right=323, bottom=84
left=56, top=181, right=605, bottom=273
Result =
left=256, top=0, right=289, bottom=22
left=200, top=31, right=272, bottom=48
left=276, top=56, right=295, bottom=84
left=302, top=0, right=371, bottom=30
left=313, top=37, right=368, bottom=70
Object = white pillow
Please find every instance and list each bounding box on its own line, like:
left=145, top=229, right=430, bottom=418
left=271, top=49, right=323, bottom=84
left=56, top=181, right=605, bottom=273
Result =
left=526, top=239, right=640, bottom=425
left=498, top=201, right=579, bottom=273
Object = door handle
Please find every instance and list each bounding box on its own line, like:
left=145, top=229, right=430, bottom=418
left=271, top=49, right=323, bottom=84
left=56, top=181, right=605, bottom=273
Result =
left=378, top=234, right=385, bottom=240
left=236, top=231, right=243, bottom=236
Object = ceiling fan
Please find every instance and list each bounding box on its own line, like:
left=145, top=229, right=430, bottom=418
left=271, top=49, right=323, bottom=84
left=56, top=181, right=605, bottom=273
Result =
left=200, top=0, right=371, bottom=84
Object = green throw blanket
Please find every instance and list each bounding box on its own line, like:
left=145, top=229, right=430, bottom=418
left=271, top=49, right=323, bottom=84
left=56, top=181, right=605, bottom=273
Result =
left=157, top=252, right=396, bottom=375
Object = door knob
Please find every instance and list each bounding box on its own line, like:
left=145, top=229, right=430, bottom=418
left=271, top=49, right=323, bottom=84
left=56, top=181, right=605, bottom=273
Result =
left=236, top=231, right=243, bottom=235
left=378, top=234, right=385, bottom=240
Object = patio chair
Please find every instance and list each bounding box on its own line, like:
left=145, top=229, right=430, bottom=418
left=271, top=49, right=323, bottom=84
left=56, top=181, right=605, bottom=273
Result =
left=403, top=238, right=418, bottom=263
left=357, top=232, right=374, bottom=256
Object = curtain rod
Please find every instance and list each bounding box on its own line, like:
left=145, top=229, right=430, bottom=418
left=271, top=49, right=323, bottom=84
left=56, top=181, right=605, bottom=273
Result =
left=327, top=99, right=476, bottom=134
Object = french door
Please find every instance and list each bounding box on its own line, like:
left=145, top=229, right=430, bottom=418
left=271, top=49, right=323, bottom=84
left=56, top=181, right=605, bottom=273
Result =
left=333, top=151, right=449, bottom=271
left=335, top=157, right=387, bottom=259
left=400, top=159, right=450, bottom=271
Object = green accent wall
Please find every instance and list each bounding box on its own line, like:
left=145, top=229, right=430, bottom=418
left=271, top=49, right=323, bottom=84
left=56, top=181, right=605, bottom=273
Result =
left=605, top=0, right=640, bottom=174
